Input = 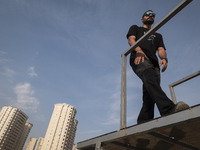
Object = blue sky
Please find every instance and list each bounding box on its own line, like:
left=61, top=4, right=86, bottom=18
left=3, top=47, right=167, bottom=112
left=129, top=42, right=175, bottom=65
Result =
left=0, top=0, right=200, bottom=147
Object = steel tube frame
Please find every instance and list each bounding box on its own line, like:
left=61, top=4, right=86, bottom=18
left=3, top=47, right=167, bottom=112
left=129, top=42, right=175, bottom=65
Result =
left=120, top=54, right=127, bottom=129
left=120, top=0, right=193, bottom=129
left=169, top=70, right=200, bottom=103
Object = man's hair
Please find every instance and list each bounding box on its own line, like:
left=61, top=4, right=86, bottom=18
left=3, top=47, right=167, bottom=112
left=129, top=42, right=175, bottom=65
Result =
left=142, top=10, right=153, bottom=18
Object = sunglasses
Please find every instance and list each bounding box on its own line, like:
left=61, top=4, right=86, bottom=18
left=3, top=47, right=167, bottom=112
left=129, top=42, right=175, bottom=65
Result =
left=145, top=12, right=156, bottom=17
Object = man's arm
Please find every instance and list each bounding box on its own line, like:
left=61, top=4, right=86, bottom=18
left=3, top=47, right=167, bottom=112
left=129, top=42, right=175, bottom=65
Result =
left=158, top=47, right=168, bottom=72
left=128, top=35, right=148, bottom=64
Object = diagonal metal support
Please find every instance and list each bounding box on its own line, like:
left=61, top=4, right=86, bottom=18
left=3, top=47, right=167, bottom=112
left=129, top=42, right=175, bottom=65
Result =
left=95, top=142, right=104, bottom=150
left=120, top=0, right=193, bottom=129
left=149, top=132, right=200, bottom=150
left=111, top=141, right=143, bottom=150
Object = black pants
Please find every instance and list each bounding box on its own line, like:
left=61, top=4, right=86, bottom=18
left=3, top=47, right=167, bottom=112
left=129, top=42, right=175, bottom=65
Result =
left=131, top=59, right=175, bottom=123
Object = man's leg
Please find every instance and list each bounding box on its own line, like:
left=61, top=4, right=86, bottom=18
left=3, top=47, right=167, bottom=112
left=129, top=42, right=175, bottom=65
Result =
left=131, top=59, right=175, bottom=122
left=141, top=67, right=175, bottom=116
left=137, top=84, right=155, bottom=124
left=131, top=59, right=159, bottom=123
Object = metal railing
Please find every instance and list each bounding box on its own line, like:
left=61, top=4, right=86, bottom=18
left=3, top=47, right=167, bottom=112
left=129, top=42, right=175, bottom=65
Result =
left=120, top=0, right=193, bottom=129
left=169, top=70, right=200, bottom=103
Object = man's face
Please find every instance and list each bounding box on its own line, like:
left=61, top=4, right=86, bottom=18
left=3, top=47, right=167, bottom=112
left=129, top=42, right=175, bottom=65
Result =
left=142, top=11, right=155, bottom=25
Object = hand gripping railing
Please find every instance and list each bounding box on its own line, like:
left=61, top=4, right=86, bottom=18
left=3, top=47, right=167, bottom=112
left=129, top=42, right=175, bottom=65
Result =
left=120, top=0, right=193, bottom=129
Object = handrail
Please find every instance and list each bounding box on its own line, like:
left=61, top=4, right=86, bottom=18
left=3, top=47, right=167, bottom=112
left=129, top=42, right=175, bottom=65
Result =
left=120, top=0, right=193, bottom=129
left=169, top=70, right=200, bottom=103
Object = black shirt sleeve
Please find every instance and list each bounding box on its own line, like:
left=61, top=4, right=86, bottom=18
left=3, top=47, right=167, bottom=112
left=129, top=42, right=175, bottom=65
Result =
left=126, top=25, right=138, bottom=39
left=157, top=34, right=166, bottom=50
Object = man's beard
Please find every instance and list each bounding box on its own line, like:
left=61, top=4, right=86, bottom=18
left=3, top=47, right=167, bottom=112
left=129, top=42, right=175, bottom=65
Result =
left=143, top=19, right=154, bottom=25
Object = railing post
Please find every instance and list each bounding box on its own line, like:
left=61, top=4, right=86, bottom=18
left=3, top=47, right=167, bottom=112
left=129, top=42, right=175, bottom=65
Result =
left=120, top=54, right=127, bottom=129
left=169, top=70, right=200, bottom=104
left=169, top=86, right=177, bottom=104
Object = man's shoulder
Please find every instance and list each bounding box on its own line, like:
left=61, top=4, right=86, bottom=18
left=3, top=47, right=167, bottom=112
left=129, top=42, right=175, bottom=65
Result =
left=155, top=32, right=163, bottom=38
left=130, top=24, right=138, bottom=27
left=129, top=25, right=146, bottom=32
left=127, top=25, right=145, bottom=39
left=129, top=25, right=139, bottom=29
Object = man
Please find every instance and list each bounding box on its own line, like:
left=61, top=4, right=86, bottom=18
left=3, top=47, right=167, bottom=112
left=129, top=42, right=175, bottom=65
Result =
left=127, top=10, right=189, bottom=124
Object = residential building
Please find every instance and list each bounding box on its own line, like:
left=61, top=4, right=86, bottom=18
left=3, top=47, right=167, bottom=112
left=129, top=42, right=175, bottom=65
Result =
left=34, top=137, right=44, bottom=150
left=41, top=103, right=78, bottom=150
left=26, top=138, right=37, bottom=150
left=72, top=144, right=77, bottom=150
left=16, top=122, right=33, bottom=150
left=0, top=106, right=31, bottom=150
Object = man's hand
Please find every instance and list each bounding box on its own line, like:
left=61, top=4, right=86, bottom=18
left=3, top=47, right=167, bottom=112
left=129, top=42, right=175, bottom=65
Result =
left=158, top=47, right=168, bottom=72
left=134, top=50, right=148, bottom=64
left=159, top=59, right=167, bottom=72
left=128, top=35, right=148, bottom=64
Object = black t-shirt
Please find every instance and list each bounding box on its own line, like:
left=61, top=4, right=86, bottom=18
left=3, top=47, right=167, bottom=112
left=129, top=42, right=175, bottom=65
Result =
left=127, top=25, right=166, bottom=68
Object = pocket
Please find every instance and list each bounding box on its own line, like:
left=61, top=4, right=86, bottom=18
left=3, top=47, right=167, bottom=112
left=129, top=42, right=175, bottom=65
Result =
left=132, top=59, right=153, bottom=77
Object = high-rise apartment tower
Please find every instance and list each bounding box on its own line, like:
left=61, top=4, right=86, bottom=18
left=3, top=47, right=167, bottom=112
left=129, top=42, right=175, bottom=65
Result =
left=41, top=103, right=78, bottom=150
left=0, top=106, right=32, bottom=150
left=34, top=137, right=44, bottom=150
left=16, top=122, right=33, bottom=150
left=26, top=138, right=37, bottom=150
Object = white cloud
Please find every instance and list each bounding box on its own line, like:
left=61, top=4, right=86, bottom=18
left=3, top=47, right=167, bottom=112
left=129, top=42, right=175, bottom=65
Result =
left=3, top=68, right=16, bottom=78
left=0, top=67, right=16, bottom=83
left=14, top=83, right=39, bottom=112
left=0, top=50, right=9, bottom=63
left=28, top=66, right=38, bottom=77
left=0, top=50, right=15, bottom=82
left=0, top=51, right=9, bottom=64
left=102, top=91, right=120, bottom=125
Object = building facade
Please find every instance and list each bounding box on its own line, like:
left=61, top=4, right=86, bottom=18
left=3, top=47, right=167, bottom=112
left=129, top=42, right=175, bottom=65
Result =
left=34, top=137, right=44, bottom=150
left=16, top=122, right=33, bottom=150
left=26, top=138, right=37, bottom=150
left=0, top=106, right=32, bottom=150
left=41, top=103, right=78, bottom=150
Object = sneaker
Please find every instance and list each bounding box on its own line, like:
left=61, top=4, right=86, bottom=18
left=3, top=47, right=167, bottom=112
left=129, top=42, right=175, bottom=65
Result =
left=174, top=101, right=189, bottom=113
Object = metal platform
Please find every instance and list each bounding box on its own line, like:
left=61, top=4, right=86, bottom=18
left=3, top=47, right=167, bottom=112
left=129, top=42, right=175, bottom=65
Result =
left=77, top=104, right=200, bottom=150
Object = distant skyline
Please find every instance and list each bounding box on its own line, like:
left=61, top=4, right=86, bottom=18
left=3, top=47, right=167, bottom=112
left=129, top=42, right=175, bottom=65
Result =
left=0, top=0, right=199, bottom=146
